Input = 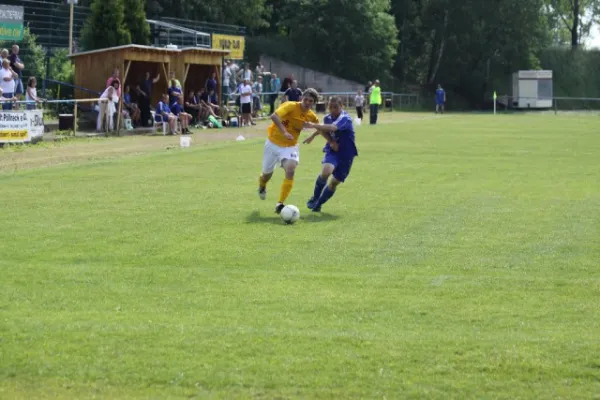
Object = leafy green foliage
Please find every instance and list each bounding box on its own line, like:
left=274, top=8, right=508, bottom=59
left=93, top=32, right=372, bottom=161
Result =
left=80, top=0, right=132, bottom=51
left=124, top=0, right=151, bottom=45
left=145, top=0, right=270, bottom=29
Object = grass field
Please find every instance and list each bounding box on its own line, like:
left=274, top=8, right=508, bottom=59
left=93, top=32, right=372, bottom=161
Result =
left=1, top=113, right=599, bottom=399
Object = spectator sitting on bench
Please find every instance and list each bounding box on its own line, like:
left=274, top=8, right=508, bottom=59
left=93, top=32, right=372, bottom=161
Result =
left=207, top=89, right=220, bottom=115
left=197, top=88, right=218, bottom=119
left=171, top=96, right=192, bottom=134
left=184, top=90, right=202, bottom=124
left=155, top=94, right=177, bottom=135
left=123, top=84, right=140, bottom=126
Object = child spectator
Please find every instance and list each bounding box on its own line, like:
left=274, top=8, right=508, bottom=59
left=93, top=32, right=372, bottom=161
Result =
left=252, top=76, right=263, bottom=116
left=354, top=89, right=365, bottom=120
left=26, top=77, right=45, bottom=110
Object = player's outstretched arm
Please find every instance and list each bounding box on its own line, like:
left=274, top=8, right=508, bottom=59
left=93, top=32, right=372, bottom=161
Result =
left=304, top=122, right=338, bottom=133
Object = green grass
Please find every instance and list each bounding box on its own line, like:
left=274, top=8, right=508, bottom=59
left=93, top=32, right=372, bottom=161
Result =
left=1, top=113, right=600, bottom=399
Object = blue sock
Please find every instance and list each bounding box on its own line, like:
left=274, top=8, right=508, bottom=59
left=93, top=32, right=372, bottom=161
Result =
left=313, top=175, right=327, bottom=199
left=316, top=185, right=336, bottom=207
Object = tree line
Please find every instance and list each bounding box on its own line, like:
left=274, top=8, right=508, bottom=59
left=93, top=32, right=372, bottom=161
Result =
left=77, top=0, right=600, bottom=106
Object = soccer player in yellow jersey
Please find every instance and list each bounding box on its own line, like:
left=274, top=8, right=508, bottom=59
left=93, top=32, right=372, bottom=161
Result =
left=258, top=88, right=320, bottom=214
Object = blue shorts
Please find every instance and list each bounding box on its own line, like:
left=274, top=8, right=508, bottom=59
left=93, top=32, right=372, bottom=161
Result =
left=323, top=152, right=354, bottom=183
left=155, top=115, right=169, bottom=122
left=14, top=79, right=24, bottom=95
left=436, top=100, right=445, bottom=106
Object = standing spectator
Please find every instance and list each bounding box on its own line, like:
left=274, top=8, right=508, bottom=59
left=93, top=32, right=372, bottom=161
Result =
left=222, top=61, right=232, bottom=103
left=106, top=68, right=121, bottom=97
left=167, top=79, right=182, bottom=105
left=284, top=80, right=303, bottom=102
left=435, top=84, right=446, bottom=114
left=0, top=88, right=17, bottom=107
left=26, top=77, right=45, bottom=110
left=365, top=81, right=372, bottom=94
left=8, top=45, right=24, bottom=99
left=238, top=63, right=252, bottom=83
left=369, top=79, right=382, bottom=125
left=239, top=78, right=253, bottom=126
left=169, top=71, right=181, bottom=89
left=136, top=71, right=160, bottom=127
left=355, top=89, right=365, bottom=121
left=280, top=76, right=292, bottom=102
left=0, top=49, right=8, bottom=64
left=97, top=81, right=119, bottom=131
left=1, top=59, right=17, bottom=110
left=252, top=76, right=263, bottom=116
left=206, top=71, right=217, bottom=93
left=269, top=73, right=280, bottom=114
left=229, top=61, right=239, bottom=95
left=255, top=63, right=264, bottom=78
left=155, top=94, right=178, bottom=135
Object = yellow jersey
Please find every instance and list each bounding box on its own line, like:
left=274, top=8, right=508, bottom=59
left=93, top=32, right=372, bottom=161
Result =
left=267, top=102, right=319, bottom=147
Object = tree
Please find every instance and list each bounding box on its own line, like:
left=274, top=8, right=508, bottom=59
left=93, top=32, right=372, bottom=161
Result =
left=145, top=0, right=269, bottom=30
left=80, top=0, right=132, bottom=51
left=124, top=0, right=151, bottom=45
left=546, top=0, right=600, bottom=48
left=278, top=0, right=398, bottom=83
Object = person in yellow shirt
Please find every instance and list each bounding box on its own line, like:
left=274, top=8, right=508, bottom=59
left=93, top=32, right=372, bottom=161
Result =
left=369, top=79, right=382, bottom=125
left=258, top=88, right=320, bottom=214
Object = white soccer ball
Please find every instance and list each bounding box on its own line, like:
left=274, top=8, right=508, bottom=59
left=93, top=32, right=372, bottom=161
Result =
left=280, top=205, right=300, bottom=224
left=354, top=117, right=362, bottom=126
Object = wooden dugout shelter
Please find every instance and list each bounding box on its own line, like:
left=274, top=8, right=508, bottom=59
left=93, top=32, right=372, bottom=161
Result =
left=70, top=44, right=230, bottom=131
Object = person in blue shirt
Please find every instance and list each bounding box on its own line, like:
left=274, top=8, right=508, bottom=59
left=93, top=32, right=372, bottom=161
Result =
left=303, top=96, right=358, bottom=212
left=435, top=84, right=446, bottom=114
left=168, top=79, right=182, bottom=106
left=171, top=96, right=192, bottom=134
left=155, top=94, right=177, bottom=134
left=269, top=73, right=281, bottom=114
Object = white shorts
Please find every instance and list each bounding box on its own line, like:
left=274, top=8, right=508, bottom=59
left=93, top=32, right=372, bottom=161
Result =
left=262, top=139, right=300, bottom=174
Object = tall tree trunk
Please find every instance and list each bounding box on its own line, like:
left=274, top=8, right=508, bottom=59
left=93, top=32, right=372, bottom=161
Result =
left=572, top=0, right=580, bottom=48
left=428, top=10, right=448, bottom=84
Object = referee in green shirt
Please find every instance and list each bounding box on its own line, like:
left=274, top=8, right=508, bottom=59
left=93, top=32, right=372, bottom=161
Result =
left=369, top=80, right=382, bottom=125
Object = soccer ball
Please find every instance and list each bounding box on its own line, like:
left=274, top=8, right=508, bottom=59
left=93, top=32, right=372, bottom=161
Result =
left=280, top=205, right=300, bottom=224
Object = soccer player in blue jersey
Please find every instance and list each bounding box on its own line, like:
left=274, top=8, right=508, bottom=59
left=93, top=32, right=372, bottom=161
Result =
left=303, top=97, right=358, bottom=212
left=435, top=84, right=446, bottom=114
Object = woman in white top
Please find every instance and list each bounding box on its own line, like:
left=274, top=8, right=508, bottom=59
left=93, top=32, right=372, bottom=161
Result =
left=237, top=63, right=253, bottom=83
left=97, top=81, right=120, bottom=132
left=26, top=77, right=44, bottom=110
left=1, top=58, right=17, bottom=110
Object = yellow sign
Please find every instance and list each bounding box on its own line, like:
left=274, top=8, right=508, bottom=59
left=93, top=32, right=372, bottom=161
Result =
left=0, top=129, right=27, bottom=141
left=212, top=34, right=245, bottom=60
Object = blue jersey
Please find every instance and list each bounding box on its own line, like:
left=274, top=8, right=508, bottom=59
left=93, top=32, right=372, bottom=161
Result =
left=323, top=111, right=358, bottom=158
left=171, top=102, right=184, bottom=115
left=156, top=101, right=170, bottom=116
left=436, top=88, right=445, bottom=103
